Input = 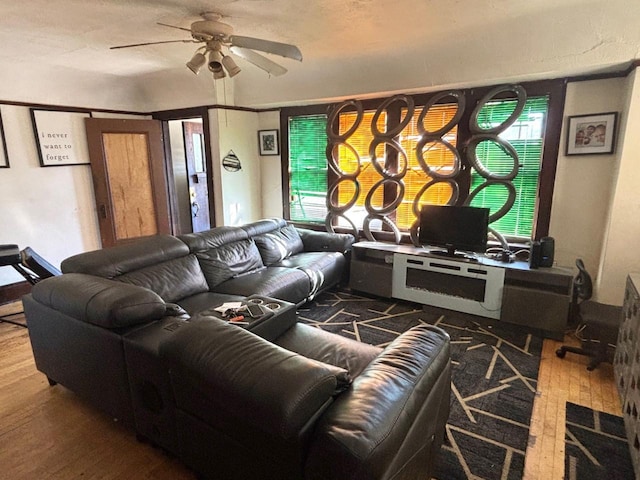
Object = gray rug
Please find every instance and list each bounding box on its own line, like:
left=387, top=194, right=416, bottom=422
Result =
left=564, top=402, right=634, bottom=479
left=299, top=288, right=543, bottom=480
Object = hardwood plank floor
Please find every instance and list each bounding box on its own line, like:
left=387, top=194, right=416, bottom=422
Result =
left=0, top=302, right=195, bottom=480
left=0, top=302, right=622, bottom=479
left=523, top=331, right=621, bottom=479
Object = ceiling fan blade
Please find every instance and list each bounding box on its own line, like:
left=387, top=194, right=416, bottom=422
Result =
left=229, top=47, right=288, bottom=76
left=229, top=35, right=302, bottom=61
left=157, top=22, right=193, bottom=33
left=110, top=39, right=199, bottom=49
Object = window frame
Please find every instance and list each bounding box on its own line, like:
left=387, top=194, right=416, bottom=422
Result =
left=281, top=79, right=566, bottom=242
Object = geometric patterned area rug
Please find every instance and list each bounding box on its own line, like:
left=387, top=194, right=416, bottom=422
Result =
left=299, top=288, right=543, bottom=480
left=564, top=402, right=634, bottom=480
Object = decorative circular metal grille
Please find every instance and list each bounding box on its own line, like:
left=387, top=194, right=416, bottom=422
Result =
left=323, top=86, right=526, bottom=247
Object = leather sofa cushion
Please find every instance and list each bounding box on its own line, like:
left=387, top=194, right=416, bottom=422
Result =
left=297, top=228, right=355, bottom=253
left=195, top=239, right=264, bottom=288
left=254, top=225, right=304, bottom=265
left=32, top=273, right=166, bottom=329
left=180, top=226, right=249, bottom=251
left=240, top=218, right=287, bottom=237
left=275, top=251, right=346, bottom=298
left=116, top=255, right=209, bottom=304
left=274, top=323, right=382, bottom=378
left=214, top=266, right=310, bottom=304
left=61, top=235, right=189, bottom=278
left=305, top=325, right=451, bottom=479
left=160, top=317, right=352, bottom=440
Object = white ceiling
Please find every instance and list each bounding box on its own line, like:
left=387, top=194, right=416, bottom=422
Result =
left=2, top=0, right=640, bottom=108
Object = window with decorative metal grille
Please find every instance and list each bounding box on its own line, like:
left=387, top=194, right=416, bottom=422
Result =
left=284, top=82, right=562, bottom=243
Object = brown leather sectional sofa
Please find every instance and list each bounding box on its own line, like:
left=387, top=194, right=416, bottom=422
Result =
left=23, top=218, right=452, bottom=479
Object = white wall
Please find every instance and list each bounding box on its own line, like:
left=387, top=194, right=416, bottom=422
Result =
left=0, top=65, right=144, bottom=112
left=208, top=108, right=262, bottom=226
left=549, top=78, right=627, bottom=276
left=597, top=70, right=640, bottom=304
left=258, top=110, right=284, bottom=218
left=0, top=107, right=149, bottom=287
left=0, top=105, right=101, bottom=285
left=132, top=68, right=223, bottom=112
left=549, top=74, right=640, bottom=304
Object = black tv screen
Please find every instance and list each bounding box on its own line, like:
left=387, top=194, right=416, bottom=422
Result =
left=418, top=205, right=489, bottom=256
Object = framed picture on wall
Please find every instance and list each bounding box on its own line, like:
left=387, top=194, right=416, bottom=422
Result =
left=565, top=112, right=618, bottom=156
left=258, top=129, right=279, bottom=156
left=0, top=108, right=9, bottom=168
left=30, top=109, right=92, bottom=166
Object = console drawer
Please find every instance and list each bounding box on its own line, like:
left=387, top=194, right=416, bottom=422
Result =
left=501, top=285, right=569, bottom=340
left=350, top=259, right=393, bottom=297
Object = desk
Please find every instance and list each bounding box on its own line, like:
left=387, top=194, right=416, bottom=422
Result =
left=350, top=241, right=573, bottom=339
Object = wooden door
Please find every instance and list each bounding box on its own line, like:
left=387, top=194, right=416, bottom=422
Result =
left=183, top=121, right=210, bottom=232
left=85, top=118, right=171, bottom=247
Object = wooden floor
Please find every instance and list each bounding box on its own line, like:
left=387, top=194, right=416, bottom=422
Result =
left=0, top=301, right=621, bottom=480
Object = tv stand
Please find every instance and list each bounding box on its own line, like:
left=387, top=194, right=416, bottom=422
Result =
left=393, top=253, right=504, bottom=319
left=349, top=241, right=574, bottom=338
left=428, top=249, right=478, bottom=262
left=432, top=245, right=456, bottom=257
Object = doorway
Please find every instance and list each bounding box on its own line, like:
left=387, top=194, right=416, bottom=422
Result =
left=165, top=115, right=214, bottom=234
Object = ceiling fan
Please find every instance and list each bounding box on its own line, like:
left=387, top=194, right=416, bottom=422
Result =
left=110, top=12, right=303, bottom=79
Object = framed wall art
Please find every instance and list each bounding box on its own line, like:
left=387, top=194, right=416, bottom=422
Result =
left=565, top=112, right=618, bottom=156
left=30, top=109, right=92, bottom=166
left=258, top=129, right=279, bottom=156
left=0, top=108, right=9, bottom=168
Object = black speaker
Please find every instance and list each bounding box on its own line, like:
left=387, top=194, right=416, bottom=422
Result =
left=539, top=236, right=555, bottom=267
left=529, top=241, right=541, bottom=269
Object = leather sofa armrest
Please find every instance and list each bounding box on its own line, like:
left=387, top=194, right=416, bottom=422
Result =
left=305, top=325, right=452, bottom=480
left=31, top=273, right=167, bottom=329
left=296, top=228, right=355, bottom=253
left=159, top=317, right=351, bottom=440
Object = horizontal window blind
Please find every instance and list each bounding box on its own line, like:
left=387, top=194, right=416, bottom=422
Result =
left=469, top=96, right=549, bottom=238
left=397, top=105, right=459, bottom=229
left=337, top=111, right=386, bottom=228
left=288, top=115, right=328, bottom=222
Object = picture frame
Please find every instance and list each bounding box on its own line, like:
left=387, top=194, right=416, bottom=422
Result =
left=565, top=112, right=618, bottom=156
left=0, top=107, right=9, bottom=168
left=30, top=109, right=92, bottom=166
left=258, top=129, right=279, bottom=156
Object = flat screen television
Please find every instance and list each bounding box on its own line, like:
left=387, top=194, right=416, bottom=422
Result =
left=418, top=205, right=490, bottom=258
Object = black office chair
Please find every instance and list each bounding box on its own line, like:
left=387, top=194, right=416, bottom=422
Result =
left=0, top=244, right=61, bottom=327
left=556, top=258, right=623, bottom=371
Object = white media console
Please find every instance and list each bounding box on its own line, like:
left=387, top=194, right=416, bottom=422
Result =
left=350, top=241, right=574, bottom=337
left=392, top=253, right=505, bottom=319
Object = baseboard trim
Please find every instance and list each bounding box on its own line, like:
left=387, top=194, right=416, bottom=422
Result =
left=0, top=281, right=31, bottom=305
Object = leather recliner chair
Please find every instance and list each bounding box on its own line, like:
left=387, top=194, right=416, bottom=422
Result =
left=159, top=315, right=452, bottom=480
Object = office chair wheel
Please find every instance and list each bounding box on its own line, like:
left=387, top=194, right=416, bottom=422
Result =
left=556, top=348, right=567, bottom=358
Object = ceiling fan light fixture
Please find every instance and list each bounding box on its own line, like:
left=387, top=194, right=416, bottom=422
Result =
left=186, top=52, right=206, bottom=75
left=221, top=55, right=241, bottom=77
left=111, top=13, right=302, bottom=81
left=207, top=49, right=224, bottom=74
